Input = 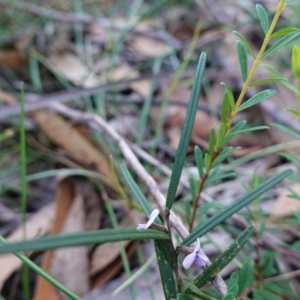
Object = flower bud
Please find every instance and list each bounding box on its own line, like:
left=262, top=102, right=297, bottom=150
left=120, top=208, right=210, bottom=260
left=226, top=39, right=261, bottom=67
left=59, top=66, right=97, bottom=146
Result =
left=292, top=46, right=300, bottom=79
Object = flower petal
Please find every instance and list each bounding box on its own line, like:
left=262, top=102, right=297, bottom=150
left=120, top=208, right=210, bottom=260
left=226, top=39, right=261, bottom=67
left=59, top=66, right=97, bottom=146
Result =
left=182, top=251, right=196, bottom=269
left=194, top=253, right=207, bottom=267
left=149, top=209, right=159, bottom=221
left=195, top=238, right=201, bottom=252
left=137, top=224, right=147, bottom=230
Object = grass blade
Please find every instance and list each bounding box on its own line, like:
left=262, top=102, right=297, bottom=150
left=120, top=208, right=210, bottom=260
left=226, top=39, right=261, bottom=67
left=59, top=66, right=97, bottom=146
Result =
left=120, top=164, right=162, bottom=224
left=0, top=229, right=169, bottom=254
left=238, top=89, right=275, bottom=112
left=193, top=225, right=254, bottom=288
left=262, top=32, right=300, bottom=59
left=256, top=4, right=269, bottom=35
left=181, top=169, right=292, bottom=246
left=166, top=52, right=206, bottom=209
left=236, top=41, right=248, bottom=82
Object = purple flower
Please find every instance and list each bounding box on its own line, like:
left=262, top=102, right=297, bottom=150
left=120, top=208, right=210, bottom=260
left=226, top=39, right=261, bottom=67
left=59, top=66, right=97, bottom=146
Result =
left=182, top=239, right=209, bottom=269
left=137, top=209, right=159, bottom=230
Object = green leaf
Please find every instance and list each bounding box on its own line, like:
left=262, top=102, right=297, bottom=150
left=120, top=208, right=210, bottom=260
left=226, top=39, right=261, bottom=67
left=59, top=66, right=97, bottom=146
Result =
left=222, top=120, right=247, bottom=145
left=193, top=226, right=254, bottom=288
left=206, top=170, right=236, bottom=186
left=195, top=146, right=204, bottom=178
left=189, top=174, right=198, bottom=200
left=262, top=32, right=300, bottom=59
left=182, top=279, right=219, bottom=300
left=256, top=4, right=269, bottom=35
left=121, top=165, right=162, bottom=225
left=177, top=294, right=194, bottom=300
left=204, top=153, right=211, bottom=172
left=233, top=31, right=256, bottom=59
left=0, top=229, right=169, bottom=255
left=270, top=28, right=300, bottom=39
left=222, top=293, right=234, bottom=300
left=216, top=123, right=226, bottom=149
left=236, top=40, right=248, bottom=82
left=253, top=289, right=284, bottom=300
left=285, top=108, right=300, bottom=117
left=238, top=89, right=275, bottom=112
left=212, top=147, right=238, bottom=167
left=262, top=64, right=297, bottom=93
left=166, top=52, right=206, bottom=209
left=209, top=128, right=216, bottom=156
left=226, top=125, right=269, bottom=137
left=237, top=258, right=255, bottom=296
left=221, top=92, right=231, bottom=123
left=181, top=169, right=292, bottom=246
left=221, top=82, right=235, bottom=109
left=227, top=283, right=239, bottom=298
left=271, top=123, right=300, bottom=139
left=228, top=271, right=239, bottom=288
left=249, top=77, right=287, bottom=87
left=155, top=240, right=177, bottom=300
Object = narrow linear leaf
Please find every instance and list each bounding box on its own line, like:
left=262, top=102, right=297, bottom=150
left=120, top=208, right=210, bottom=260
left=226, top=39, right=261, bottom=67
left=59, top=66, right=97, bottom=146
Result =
left=249, top=77, right=287, bottom=87
left=216, top=123, right=226, bottom=149
left=285, top=108, right=300, bottom=117
left=271, top=28, right=300, bottom=39
left=236, top=40, right=248, bottom=82
left=221, top=82, right=235, bottom=110
left=238, top=89, right=275, bottom=112
left=120, top=165, right=162, bottom=224
left=212, top=147, right=237, bottom=167
left=226, top=125, right=269, bottom=137
left=233, top=31, right=256, bottom=59
left=155, top=240, right=177, bottom=300
left=193, top=225, right=254, bottom=288
left=194, top=146, right=204, bottom=178
left=256, top=4, right=269, bottom=35
left=0, top=229, right=169, bottom=254
left=208, top=128, right=216, bottom=156
left=204, top=153, right=211, bottom=172
left=271, top=123, right=300, bottom=139
left=221, top=92, right=231, bottom=123
left=263, top=64, right=297, bottom=93
left=181, top=169, right=292, bottom=246
left=166, top=53, right=207, bottom=209
left=262, top=32, right=300, bottom=59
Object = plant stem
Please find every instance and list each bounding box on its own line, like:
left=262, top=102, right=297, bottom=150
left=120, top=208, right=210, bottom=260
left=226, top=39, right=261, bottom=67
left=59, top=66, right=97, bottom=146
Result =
left=189, top=0, right=286, bottom=232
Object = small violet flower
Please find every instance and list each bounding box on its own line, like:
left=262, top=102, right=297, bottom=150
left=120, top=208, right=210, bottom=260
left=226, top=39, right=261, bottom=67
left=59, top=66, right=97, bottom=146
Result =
left=137, top=209, right=159, bottom=230
left=182, top=238, right=209, bottom=269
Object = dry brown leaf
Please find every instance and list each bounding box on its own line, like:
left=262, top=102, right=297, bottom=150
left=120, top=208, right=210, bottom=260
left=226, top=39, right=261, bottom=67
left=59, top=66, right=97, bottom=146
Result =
left=90, top=216, right=136, bottom=275
left=91, top=241, right=138, bottom=289
left=50, top=190, right=89, bottom=299
left=273, top=183, right=300, bottom=217
left=32, top=110, right=114, bottom=186
left=129, top=34, right=171, bottom=58
left=48, top=51, right=102, bottom=88
left=0, top=50, right=26, bottom=70
left=0, top=202, right=55, bottom=289
left=33, top=178, right=75, bottom=300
